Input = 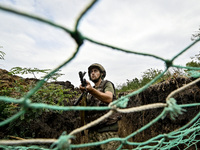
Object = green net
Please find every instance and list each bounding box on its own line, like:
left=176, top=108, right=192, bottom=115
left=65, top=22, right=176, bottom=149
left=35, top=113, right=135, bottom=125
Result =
left=0, top=0, right=200, bottom=149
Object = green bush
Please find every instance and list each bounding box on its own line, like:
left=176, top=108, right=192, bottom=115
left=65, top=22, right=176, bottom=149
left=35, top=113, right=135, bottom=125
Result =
left=0, top=79, right=78, bottom=121
left=116, top=68, right=184, bottom=94
left=30, top=83, right=77, bottom=106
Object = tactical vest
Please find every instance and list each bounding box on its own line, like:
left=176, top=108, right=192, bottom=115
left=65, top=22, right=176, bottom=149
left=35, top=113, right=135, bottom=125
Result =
left=87, top=80, right=116, bottom=107
left=85, top=80, right=120, bottom=128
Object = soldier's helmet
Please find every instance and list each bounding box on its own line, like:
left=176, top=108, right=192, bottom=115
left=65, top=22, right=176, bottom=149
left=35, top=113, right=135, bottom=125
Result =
left=88, top=63, right=106, bottom=80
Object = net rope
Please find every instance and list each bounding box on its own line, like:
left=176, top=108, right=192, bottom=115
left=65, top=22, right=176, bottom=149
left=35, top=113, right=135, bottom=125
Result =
left=0, top=0, right=200, bottom=149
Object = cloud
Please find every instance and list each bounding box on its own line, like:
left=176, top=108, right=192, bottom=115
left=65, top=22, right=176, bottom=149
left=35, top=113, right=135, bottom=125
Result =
left=0, top=0, right=200, bottom=87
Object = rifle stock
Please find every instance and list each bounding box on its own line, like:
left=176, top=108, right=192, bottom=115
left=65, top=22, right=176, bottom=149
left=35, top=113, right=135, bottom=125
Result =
left=73, top=93, right=83, bottom=106
left=74, top=71, right=88, bottom=135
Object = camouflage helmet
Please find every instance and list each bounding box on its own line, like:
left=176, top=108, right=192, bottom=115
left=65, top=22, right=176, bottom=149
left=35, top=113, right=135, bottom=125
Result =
left=88, top=63, right=106, bottom=80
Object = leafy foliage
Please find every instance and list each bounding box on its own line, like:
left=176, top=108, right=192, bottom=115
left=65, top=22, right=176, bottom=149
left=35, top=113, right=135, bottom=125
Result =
left=116, top=68, right=163, bottom=93
left=30, top=83, right=78, bottom=106
left=10, top=67, right=51, bottom=79
left=0, top=79, right=78, bottom=121
left=191, top=26, right=200, bottom=41
left=0, top=80, right=29, bottom=121
left=10, top=67, right=64, bottom=81
left=0, top=101, right=19, bottom=121
left=186, top=52, right=200, bottom=68
left=116, top=67, right=185, bottom=94
left=185, top=51, right=200, bottom=78
left=0, top=51, right=5, bottom=60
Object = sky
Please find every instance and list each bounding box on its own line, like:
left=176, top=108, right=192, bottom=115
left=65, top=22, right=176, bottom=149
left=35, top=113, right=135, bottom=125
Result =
left=0, top=0, right=200, bottom=88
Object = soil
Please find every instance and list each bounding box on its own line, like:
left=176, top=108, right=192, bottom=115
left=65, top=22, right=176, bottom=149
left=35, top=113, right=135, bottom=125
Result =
left=0, top=68, right=199, bottom=149
left=118, top=77, right=200, bottom=149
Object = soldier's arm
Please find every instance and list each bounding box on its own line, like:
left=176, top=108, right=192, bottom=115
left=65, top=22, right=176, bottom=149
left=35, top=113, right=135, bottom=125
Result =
left=88, top=88, right=113, bottom=104
left=80, top=81, right=113, bottom=104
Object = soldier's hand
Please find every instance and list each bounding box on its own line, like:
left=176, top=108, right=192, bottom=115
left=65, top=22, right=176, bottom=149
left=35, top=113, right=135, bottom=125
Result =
left=79, top=80, right=92, bottom=92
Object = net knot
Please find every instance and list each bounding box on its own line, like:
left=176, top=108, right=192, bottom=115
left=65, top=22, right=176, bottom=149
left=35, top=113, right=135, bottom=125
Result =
left=162, top=98, right=186, bottom=120
left=110, top=96, right=129, bottom=108
left=22, top=98, right=31, bottom=110
left=70, top=30, right=84, bottom=46
left=165, top=59, right=173, bottom=68
left=51, top=131, right=75, bottom=150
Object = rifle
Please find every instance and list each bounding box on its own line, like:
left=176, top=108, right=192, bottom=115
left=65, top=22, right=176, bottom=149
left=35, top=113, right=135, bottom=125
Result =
left=74, top=71, right=88, bottom=136
left=73, top=71, right=87, bottom=106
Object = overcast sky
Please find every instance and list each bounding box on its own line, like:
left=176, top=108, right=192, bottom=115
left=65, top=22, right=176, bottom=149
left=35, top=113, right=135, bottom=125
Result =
left=0, top=0, right=200, bottom=87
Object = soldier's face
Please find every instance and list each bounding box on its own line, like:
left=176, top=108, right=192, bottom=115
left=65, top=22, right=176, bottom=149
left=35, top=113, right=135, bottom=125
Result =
left=90, top=68, right=101, bottom=81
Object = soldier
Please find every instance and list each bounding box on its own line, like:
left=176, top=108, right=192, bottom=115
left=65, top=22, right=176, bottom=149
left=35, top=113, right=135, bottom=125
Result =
left=79, top=63, right=121, bottom=150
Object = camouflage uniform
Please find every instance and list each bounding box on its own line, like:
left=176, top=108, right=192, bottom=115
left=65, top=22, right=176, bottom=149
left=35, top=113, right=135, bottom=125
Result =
left=88, top=130, right=120, bottom=150
left=86, top=80, right=121, bottom=150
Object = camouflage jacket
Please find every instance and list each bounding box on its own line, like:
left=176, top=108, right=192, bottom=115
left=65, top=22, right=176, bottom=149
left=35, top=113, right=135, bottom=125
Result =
left=85, top=80, right=121, bottom=128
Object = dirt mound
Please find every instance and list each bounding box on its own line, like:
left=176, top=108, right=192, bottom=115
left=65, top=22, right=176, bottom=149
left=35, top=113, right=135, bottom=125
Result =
left=0, top=68, right=199, bottom=149
left=0, top=69, right=82, bottom=141
left=118, top=77, right=200, bottom=149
